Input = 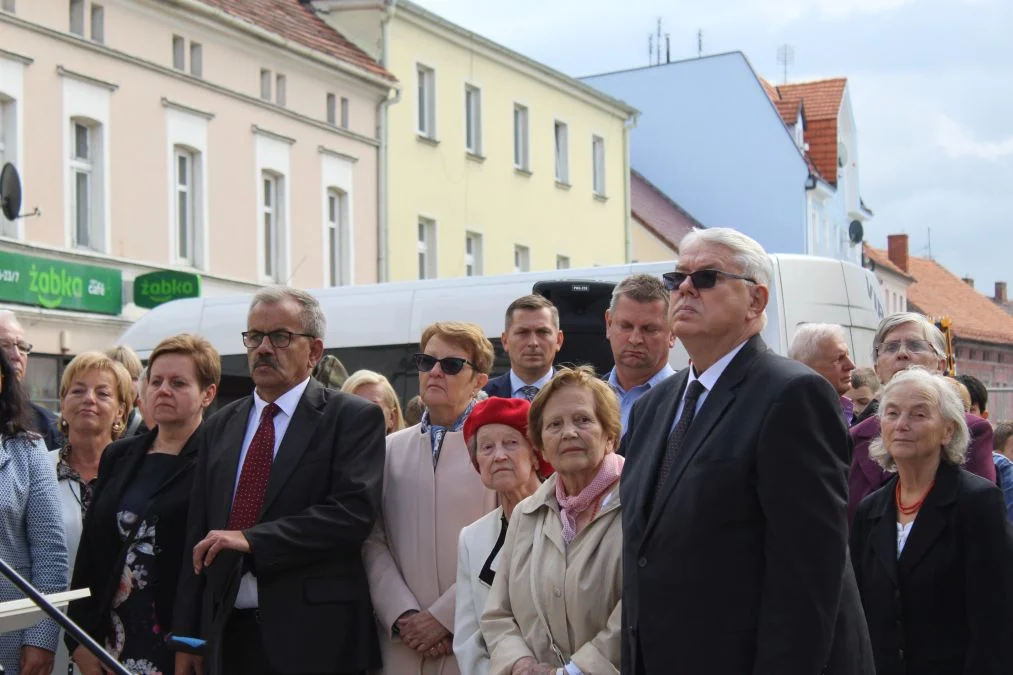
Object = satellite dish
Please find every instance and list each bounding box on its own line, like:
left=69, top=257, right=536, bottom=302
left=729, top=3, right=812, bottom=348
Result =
left=1, top=163, right=22, bottom=221
left=848, top=220, right=864, bottom=245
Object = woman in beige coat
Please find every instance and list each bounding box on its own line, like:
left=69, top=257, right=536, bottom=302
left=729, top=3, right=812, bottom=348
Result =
left=482, top=366, right=624, bottom=675
left=364, top=322, right=498, bottom=675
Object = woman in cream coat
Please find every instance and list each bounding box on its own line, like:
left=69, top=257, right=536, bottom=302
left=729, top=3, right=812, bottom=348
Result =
left=482, top=366, right=624, bottom=675
left=364, top=322, right=497, bottom=675
left=454, top=397, right=546, bottom=675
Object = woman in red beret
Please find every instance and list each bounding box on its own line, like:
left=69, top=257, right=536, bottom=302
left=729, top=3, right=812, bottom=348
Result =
left=453, top=397, right=547, bottom=675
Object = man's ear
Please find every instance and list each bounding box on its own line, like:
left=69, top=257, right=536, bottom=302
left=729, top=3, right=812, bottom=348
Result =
left=747, top=285, right=770, bottom=321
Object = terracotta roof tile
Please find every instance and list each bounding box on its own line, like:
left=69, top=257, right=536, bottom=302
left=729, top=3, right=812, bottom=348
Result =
left=196, top=0, right=394, bottom=80
left=630, top=170, right=702, bottom=251
left=867, top=245, right=1013, bottom=346
left=863, top=243, right=915, bottom=280
left=761, top=77, right=847, bottom=186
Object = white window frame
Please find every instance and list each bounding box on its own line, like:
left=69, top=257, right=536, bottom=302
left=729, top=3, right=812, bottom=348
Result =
left=90, top=4, right=104, bottom=43
left=465, top=231, right=483, bottom=277
left=326, top=187, right=350, bottom=287
left=69, top=0, right=85, bottom=35
left=190, top=42, right=203, bottom=77
left=173, top=146, right=199, bottom=265
left=261, top=171, right=283, bottom=282
left=260, top=69, right=272, bottom=101
left=513, top=104, right=529, bottom=171
left=465, top=85, right=482, bottom=155
left=592, top=135, right=606, bottom=196
left=554, top=121, right=569, bottom=183
left=275, top=74, right=286, bottom=107
left=417, top=217, right=436, bottom=279
left=556, top=254, right=570, bottom=270
left=70, top=120, right=96, bottom=250
left=172, top=35, right=185, bottom=70
left=416, top=64, right=435, bottom=138
left=514, top=244, right=530, bottom=273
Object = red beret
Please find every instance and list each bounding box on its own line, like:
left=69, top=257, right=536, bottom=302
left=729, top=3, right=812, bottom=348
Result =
left=464, top=397, right=530, bottom=447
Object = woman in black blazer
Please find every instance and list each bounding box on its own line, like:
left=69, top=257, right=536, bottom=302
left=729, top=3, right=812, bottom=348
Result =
left=851, top=367, right=1013, bottom=675
left=68, top=335, right=219, bottom=675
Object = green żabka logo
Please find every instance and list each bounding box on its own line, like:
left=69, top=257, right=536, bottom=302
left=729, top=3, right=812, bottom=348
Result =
left=28, top=262, right=107, bottom=309
left=139, top=277, right=196, bottom=304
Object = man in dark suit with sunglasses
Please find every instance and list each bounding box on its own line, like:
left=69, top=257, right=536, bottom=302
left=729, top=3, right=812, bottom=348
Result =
left=619, top=229, right=873, bottom=675
left=174, top=287, right=385, bottom=675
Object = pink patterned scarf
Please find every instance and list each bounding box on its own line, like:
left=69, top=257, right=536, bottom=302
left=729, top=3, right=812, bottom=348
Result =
left=555, top=452, right=624, bottom=545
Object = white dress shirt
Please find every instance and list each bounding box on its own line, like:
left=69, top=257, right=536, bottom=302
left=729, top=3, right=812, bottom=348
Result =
left=233, top=377, right=311, bottom=609
left=670, top=340, right=749, bottom=434
left=509, top=368, right=554, bottom=398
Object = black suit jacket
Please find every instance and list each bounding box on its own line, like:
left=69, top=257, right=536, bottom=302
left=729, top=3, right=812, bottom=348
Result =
left=619, top=335, right=873, bottom=675
left=482, top=372, right=513, bottom=398
left=851, top=461, right=1013, bottom=675
left=67, top=427, right=199, bottom=651
left=173, top=379, right=385, bottom=675
left=30, top=401, right=65, bottom=450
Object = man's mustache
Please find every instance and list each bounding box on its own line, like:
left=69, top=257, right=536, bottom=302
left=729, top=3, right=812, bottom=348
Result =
left=253, top=357, right=279, bottom=370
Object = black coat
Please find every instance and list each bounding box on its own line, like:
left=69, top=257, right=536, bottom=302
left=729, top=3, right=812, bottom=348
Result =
left=619, top=334, right=874, bottom=675
left=30, top=401, right=65, bottom=450
left=172, top=379, right=385, bottom=675
left=481, top=372, right=513, bottom=398
left=67, top=426, right=200, bottom=651
left=851, top=460, right=1013, bottom=675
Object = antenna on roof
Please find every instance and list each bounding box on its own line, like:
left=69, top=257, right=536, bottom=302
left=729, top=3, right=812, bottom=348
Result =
left=666, top=33, right=671, bottom=63
left=697, top=29, right=703, bottom=58
left=656, top=18, right=663, bottom=65
left=776, top=43, right=795, bottom=84
left=648, top=34, right=654, bottom=65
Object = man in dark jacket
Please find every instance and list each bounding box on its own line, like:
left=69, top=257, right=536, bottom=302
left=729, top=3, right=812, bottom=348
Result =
left=0, top=310, right=65, bottom=449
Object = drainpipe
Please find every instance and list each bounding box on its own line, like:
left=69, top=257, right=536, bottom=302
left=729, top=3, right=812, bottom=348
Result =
left=623, top=113, right=640, bottom=263
left=376, top=0, right=400, bottom=283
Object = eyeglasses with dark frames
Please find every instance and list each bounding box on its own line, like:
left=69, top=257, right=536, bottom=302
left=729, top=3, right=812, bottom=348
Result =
left=662, top=269, right=757, bottom=291
left=0, top=340, right=33, bottom=355
left=413, top=353, right=476, bottom=375
left=242, top=330, right=317, bottom=349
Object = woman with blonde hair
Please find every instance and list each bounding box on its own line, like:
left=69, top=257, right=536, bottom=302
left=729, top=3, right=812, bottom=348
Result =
left=342, top=369, right=405, bottom=435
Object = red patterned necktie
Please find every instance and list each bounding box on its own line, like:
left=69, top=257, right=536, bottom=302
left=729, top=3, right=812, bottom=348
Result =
left=228, top=402, right=280, bottom=530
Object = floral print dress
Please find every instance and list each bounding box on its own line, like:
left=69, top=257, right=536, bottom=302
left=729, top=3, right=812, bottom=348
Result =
left=105, top=453, right=179, bottom=675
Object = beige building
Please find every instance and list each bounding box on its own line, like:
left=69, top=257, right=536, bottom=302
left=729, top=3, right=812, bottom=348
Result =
left=0, top=0, right=394, bottom=408
left=315, top=0, right=638, bottom=281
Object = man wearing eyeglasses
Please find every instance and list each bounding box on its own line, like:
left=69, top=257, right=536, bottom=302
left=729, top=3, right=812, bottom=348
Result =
left=483, top=294, right=563, bottom=401
left=174, top=287, right=385, bottom=675
left=847, top=312, right=996, bottom=525
left=618, top=228, right=872, bottom=675
left=0, top=310, right=65, bottom=450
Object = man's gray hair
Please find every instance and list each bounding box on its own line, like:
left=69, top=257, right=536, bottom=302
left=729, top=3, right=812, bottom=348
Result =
left=250, top=286, right=326, bottom=338
left=871, top=312, right=945, bottom=362
left=0, top=310, right=21, bottom=330
left=869, top=367, right=969, bottom=471
left=788, top=323, right=847, bottom=366
left=609, top=274, right=670, bottom=312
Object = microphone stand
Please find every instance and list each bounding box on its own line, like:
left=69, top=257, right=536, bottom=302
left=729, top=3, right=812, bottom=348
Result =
left=0, top=558, right=131, bottom=675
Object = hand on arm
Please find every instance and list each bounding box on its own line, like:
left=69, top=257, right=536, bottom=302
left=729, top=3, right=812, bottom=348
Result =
left=400, top=610, right=451, bottom=652
left=192, top=530, right=251, bottom=573
left=20, top=645, right=55, bottom=675
left=72, top=645, right=112, bottom=675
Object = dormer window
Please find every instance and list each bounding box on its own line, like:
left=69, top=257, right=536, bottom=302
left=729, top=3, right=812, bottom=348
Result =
left=794, top=121, right=804, bottom=148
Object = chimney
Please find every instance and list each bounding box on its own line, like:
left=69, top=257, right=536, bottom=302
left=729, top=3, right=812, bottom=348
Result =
left=995, top=281, right=1008, bottom=303
left=962, top=277, right=974, bottom=289
left=887, top=234, right=909, bottom=273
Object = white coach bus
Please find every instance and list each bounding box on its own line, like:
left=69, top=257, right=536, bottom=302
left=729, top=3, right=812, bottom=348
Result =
left=118, top=256, right=885, bottom=406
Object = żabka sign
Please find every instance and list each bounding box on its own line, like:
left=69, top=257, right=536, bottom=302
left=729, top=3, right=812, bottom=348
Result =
left=134, top=270, right=202, bottom=309
left=0, top=251, right=122, bottom=315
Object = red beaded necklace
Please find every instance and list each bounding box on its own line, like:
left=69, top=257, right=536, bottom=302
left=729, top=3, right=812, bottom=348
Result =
left=895, top=480, right=934, bottom=516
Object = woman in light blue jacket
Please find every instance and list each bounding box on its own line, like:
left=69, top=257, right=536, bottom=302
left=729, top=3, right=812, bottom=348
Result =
left=0, top=348, right=68, bottom=675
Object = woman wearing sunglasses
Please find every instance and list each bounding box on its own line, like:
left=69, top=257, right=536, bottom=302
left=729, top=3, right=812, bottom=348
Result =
left=364, top=321, right=498, bottom=675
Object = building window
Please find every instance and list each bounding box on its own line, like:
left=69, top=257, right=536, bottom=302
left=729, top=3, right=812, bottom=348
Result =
left=70, top=0, right=85, bottom=35
left=90, top=4, right=104, bottom=43
left=0, top=97, right=15, bottom=237
left=554, top=121, right=569, bottom=183
left=326, top=188, right=349, bottom=287
left=465, top=231, right=483, bottom=277
left=70, top=119, right=100, bottom=250
left=261, top=172, right=283, bottom=281
left=340, top=97, right=349, bottom=130
left=592, top=135, right=606, bottom=196
left=326, top=94, right=336, bottom=125
left=556, top=255, right=570, bottom=270
left=260, top=69, right=272, bottom=101
left=1, top=0, right=15, bottom=13
left=174, top=147, right=200, bottom=265
left=417, top=65, right=435, bottom=138
left=417, top=218, right=436, bottom=279
left=514, top=245, right=530, bottom=273
left=190, top=42, right=203, bottom=77
left=172, top=35, right=185, bottom=70
left=513, top=104, right=529, bottom=171
left=275, top=74, right=286, bottom=107
left=465, top=85, right=482, bottom=155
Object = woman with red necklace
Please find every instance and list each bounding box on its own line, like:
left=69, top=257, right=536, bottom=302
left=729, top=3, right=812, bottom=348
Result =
left=851, top=367, right=1013, bottom=675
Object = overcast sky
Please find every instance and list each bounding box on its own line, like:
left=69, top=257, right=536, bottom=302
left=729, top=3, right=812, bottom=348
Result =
left=418, top=0, right=1013, bottom=298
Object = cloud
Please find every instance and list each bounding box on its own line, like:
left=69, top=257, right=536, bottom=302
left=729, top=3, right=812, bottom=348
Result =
left=934, top=113, right=1013, bottom=160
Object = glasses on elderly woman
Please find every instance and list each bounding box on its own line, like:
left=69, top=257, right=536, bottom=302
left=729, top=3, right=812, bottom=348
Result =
left=413, top=353, right=476, bottom=375
left=877, top=339, right=933, bottom=356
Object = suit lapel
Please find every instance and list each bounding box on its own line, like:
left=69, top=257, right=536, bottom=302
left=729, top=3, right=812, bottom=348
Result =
left=898, top=461, right=959, bottom=576
left=643, top=336, right=765, bottom=541
left=866, top=477, right=900, bottom=587
left=212, top=398, right=254, bottom=527
left=631, top=369, right=687, bottom=525
left=260, top=380, right=325, bottom=516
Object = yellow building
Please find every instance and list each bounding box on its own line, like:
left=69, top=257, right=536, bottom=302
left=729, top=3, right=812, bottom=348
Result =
left=317, top=0, right=638, bottom=281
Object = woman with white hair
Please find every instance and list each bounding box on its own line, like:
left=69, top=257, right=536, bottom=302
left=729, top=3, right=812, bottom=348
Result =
left=850, top=368, right=1013, bottom=675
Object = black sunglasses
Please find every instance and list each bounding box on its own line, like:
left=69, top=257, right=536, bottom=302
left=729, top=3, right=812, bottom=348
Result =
left=662, top=269, right=757, bottom=291
left=413, top=353, right=476, bottom=375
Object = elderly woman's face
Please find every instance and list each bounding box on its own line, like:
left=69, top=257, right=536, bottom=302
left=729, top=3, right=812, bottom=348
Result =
left=420, top=335, right=479, bottom=417
left=875, top=323, right=944, bottom=384
left=147, top=353, right=214, bottom=428
left=881, top=380, right=955, bottom=464
left=539, top=384, right=612, bottom=478
left=62, top=368, right=124, bottom=438
left=475, top=423, right=538, bottom=493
